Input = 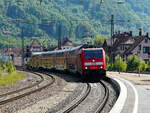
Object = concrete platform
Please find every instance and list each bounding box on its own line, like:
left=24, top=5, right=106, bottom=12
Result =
left=136, top=85, right=150, bottom=113
left=108, top=72, right=150, bottom=113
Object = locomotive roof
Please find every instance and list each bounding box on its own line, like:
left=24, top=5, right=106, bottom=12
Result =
left=31, top=45, right=83, bottom=56
left=83, top=48, right=103, bottom=50
left=31, top=44, right=104, bottom=56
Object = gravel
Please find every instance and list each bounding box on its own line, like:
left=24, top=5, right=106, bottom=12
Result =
left=0, top=71, right=53, bottom=113
left=47, top=83, right=85, bottom=113
left=100, top=79, right=119, bottom=113
left=0, top=72, right=82, bottom=113
left=48, top=77, right=118, bottom=113
left=70, top=82, right=105, bottom=113
left=0, top=71, right=119, bottom=113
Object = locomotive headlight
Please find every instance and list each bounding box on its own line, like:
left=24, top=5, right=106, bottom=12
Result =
left=100, top=66, right=103, bottom=69
left=85, top=67, right=88, bottom=69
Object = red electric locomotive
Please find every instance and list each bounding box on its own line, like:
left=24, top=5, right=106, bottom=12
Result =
left=81, top=48, right=106, bottom=78
left=27, top=45, right=106, bottom=79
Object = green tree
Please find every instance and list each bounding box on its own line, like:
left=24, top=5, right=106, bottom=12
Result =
left=1, top=0, right=150, bottom=49
left=106, top=54, right=109, bottom=64
left=0, top=59, right=5, bottom=72
left=0, top=59, right=16, bottom=73
left=6, top=61, right=16, bottom=73
left=146, top=65, right=150, bottom=72
left=106, top=54, right=111, bottom=70
left=127, top=55, right=139, bottom=72
left=1, top=63, right=6, bottom=71
left=113, top=56, right=127, bottom=72
left=140, top=61, right=148, bottom=72
left=93, top=35, right=107, bottom=47
left=75, top=23, right=93, bottom=38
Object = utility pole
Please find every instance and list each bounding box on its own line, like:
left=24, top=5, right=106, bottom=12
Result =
left=21, top=28, right=24, bottom=68
left=58, top=24, right=61, bottom=49
left=111, top=15, right=114, bottom=45
left=119, top=52, right=121, bottom=74
left=69, top=20, right=73, bottom=39
left=138, top=52, right=141, bottom=77
left=110, top=15, right=114, bottom=67
left=3, top=30, right=10, bottom=61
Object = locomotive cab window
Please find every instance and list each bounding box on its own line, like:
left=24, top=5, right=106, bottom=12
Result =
left=84, top=50, right=103, bottom=59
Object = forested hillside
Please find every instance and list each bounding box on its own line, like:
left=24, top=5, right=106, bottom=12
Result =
left=0, top=0, right=150, bottom=48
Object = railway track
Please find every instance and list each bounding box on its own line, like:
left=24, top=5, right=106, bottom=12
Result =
left=0, top=71, right=55, bottom=106
left=62, top=83, right=91, bottom=113
left=95, top=80, right=109, bottom=113
left=57, top=80, right=109, bottom=113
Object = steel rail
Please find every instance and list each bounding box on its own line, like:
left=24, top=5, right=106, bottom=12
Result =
left=62, top=83, right=91, bottom=113
left=0, top=72, right=55, bottom=105
left=60, top=80, right=109, bottom=113
left=95, top=80, right=109, bottom=113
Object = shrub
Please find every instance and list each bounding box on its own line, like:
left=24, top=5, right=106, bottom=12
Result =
left=127, top=55, right=139, bottom=72
left=106, top=63, right=111, bottom=70
left=106, top=54, right=109, bottom=64
left=140, top=61, right=148, bottom=72
left=0, top=59, right=16, bottom=73
left=127, top=55, right=148, bottom=72
left=113, top=56, right=127, bottom=72
left=1, top=63, right=6, bottom=71
left=6, top=61, right=16, bottom=73
left=146, top=65, right=150, bottom=72
left=0, top=59, right=5, bottom=65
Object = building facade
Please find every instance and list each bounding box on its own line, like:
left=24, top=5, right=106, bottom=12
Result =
left=28, top=39, right=44, bottom=52
left=103, top=30, right=150, bottom=63
left=0, top=48, right=22, bottom=66
left=55, top=38, right=74, bottom=50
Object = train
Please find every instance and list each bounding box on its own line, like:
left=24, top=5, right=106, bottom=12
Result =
left=26, top=45, right=106, bottom=79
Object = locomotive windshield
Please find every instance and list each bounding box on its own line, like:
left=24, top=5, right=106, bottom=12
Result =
left=84, top=50, right=102, bottom=59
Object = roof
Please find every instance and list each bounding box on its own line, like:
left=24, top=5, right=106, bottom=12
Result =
left=124, top=36, right=150, bottom=54
left=61, top=38, right=73, bottom=46
left=29, top=39, right=42, bottom=47
left=0, top=48, right=22, bottom=57
left=32, top=45, right=83, bottom=56
left=83, top=48, right=103, bottom=50
left=32, top=44, right=101, bottom=56
left=103, top=38, right=113, bottom=46
left=123, top=38, right=134, bottom=44
left=112, top=35, right=132, bottom=50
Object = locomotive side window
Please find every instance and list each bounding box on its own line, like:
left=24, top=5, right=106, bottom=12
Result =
left=84, top=50, right=102, bottom=59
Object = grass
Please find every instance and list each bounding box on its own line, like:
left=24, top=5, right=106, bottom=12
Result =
left=0, top=71, right=26, bottom=87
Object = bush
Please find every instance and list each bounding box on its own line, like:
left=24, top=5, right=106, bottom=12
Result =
left=6, top=61, right=16, bottom=73
left=1, top=63, right=6, bottom=71
left=0, top=59, right=16, bottom=73
left=127, top=55, right=139, bottom=72
left=146, top=65, right=150, bottom=72
left=140, top=61, right=148, bottom=72
left=0, top=59, right=5, bottom=65
left=106, top=54, right=111, bottom=70
left=106, top=54, right=109, bottom=64
left=113, top=56, right=127, bottom=72
left=106, top=63, right=111, bottom=70
left=127, top=55, right=148, bottom=72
